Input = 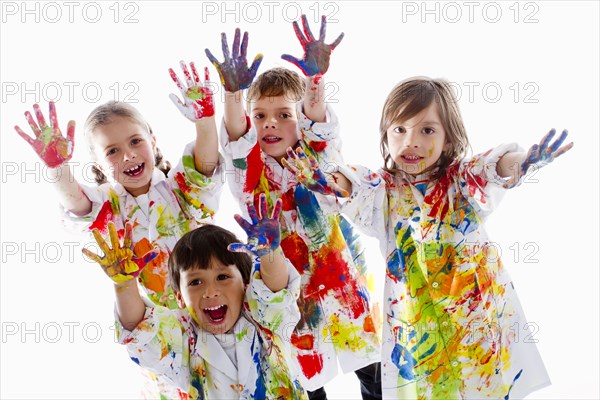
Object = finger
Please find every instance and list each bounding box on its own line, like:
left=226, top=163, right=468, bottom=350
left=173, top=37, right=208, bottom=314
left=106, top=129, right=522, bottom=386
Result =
left=169, top=93, right=188, bottom=116
left=552, top=142, right=574, bottom=159
left=190, top=62, right=201, bottom=86
left=49, top=101, right=59, bottom=131
left=301, top=14, right=315, bottom=42
left=296, top=147, right=308, bottom=160
left=169, top=68, right=185, bottom=92
left=292, top=20, right=308, bottom=47
left=66, top=120, right=76, bottom=148
left=259, top=193, right=268, bottom=220
left=82, top=247, right=103, bottom=264
left=247, top=201, right=260, bottom=224
left=228, top=243, right=251, bottom=254
left=232, top=28, right=240, bottom=59
left=330, top=32, right=344, bottom=50
left=25, top=111, right=42, bottom=137
left=203, top=66, right=210, bottom=84
left=281, top=54, right=303, bottom=71
left=108, top=222, right=121, bottom=251
left=221, top=32, right=231, bottom=62
left=123, top=223, right=133, bottom=249
left=249, top=53, right=263, bottom=78
left=319, top=15, right=326, bottom=41
left=271, top=198, right=283, bottom=220
left=240, top=31, right=249, bottom=58
left=548, top=129, right=567, bottom=153
left=91, top=228, right=111, bottom=256
left=281, top=157, right=299, bottom=175
left=538, top=128, right=555, bottom=153
left=205, top=48, right=220, bottom=66
left=14, top=125, right=35, bottom=145
left=34, top=103, right=48, bottom=129
left=233, top=214, right=253, bottom=233
left=180, top=61, right=194, bottom=88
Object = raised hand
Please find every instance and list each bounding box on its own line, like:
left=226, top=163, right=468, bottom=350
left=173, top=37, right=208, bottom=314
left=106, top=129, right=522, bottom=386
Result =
left=282, top=147, right=349, bottom=197
left=82, top=222, right=158, bottom=286
left=521, top=129, right=573, bottom=175
left=14, top=101, right=75, bottom=168
left=281, top=14, right=344, bottom=79
left=205, top=28, right=263, bottom=93
left=228, top=193, right=283, bottom=257
left=169, top=61, right=215, bottom=121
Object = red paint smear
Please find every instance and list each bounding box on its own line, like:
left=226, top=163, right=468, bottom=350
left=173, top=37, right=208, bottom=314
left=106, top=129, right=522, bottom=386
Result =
left=291, top=333, right=315, bottom=350
left=297, top=353, right=324, bottom=379
left=305, top=245, right=367, bottom=319
left=89, top=200, right=115, bottom=234
left=308, top=140, right=327, bottom=153
left=281, top=188, right=296, bottom=211
left=175, top=172, right=191, bottom=194
left=243, top=143, right=264, bottom=193
left=280, top=232, right=309, bottom=275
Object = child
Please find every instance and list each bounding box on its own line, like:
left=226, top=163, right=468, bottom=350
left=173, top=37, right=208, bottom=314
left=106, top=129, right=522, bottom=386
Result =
left=287, top=77, right=572, bottom=398
left=206, top=16, right=381, bottom=399
left=14, top=66, right=219, bottom=309
left=83, top=194, right=307, bottom=399
left=14, top=68, right=221, bottom=397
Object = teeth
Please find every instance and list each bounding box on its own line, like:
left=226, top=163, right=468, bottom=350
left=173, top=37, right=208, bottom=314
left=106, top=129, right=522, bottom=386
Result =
left=403, top=155, right=420, bottom=160
left=204, top=305, right=225, bottom=311
left=125, top=164, right=142, bottom=173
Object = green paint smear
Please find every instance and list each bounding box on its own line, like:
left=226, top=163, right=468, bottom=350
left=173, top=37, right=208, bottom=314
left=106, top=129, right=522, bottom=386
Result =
left=233, top=158, right=248, bottom=170
left=185, top=87, right=206, bottom=101
left=182, top=155, right=211, bottom=188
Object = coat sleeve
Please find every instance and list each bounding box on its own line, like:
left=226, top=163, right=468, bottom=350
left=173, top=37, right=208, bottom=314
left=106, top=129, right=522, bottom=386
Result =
left=455, top=143, right=523, bottom=219
left=167, top=141, right=225, bottom=221
left=245, top=258, right=302, bottom=338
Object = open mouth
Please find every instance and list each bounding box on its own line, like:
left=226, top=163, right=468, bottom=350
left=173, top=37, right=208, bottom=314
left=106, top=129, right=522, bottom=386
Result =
left=400, top=154, right=423, bottom=163
left=203, top=305, right=227, bottom=324
left=123, top=163, right=145, bottom=177
left=262, top=135, right=282, bottom=144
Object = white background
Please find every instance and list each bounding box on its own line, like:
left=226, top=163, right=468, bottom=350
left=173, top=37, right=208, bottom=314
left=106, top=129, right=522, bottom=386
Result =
left=1, top=1, right=598, bottom=398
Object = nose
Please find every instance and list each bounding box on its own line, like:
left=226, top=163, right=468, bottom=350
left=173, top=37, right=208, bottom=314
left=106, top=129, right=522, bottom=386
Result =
left=263, top=116, right=277, bottom=129
left=123, top=148, right=137, bottom=161
left=202, top=281, right=220, bottom=298
left=404, top=131, right=420, bottom=148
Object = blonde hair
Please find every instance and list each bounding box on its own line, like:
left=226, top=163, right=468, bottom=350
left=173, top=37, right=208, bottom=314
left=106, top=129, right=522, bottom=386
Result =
left=247, top=67, right=305, bottom=109
left=380, top=77, right=470, bottom=180
left=83, top=101, right=171, bottom=185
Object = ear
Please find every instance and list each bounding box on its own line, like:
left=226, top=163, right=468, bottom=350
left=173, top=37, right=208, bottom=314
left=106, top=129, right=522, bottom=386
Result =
left=175, top=290, right=187, bottom=309
left=150, top=133, right=157, bottom=154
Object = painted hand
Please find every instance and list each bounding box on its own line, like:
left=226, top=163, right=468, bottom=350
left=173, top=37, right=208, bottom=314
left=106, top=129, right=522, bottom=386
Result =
left=169, top=61, right=215, bottom=121
left=228, top=193, right=283, bottom=257
left=205, top=28, right=263, bottom=93
left=14, top=101, right=75, bottom=168
left=82, top=222, right=158, bottom=286
left=520, top=129, right=573, bottom=176
left=282, top=147, right=349, bottom=197
left=281, top=14, right=344, bottom=78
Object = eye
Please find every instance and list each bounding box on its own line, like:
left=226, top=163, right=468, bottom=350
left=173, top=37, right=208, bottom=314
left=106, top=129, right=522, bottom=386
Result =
left=393, top=126, right=406, bottom=134
left=253, top=113, right=264, bottom=120
left=131, top=137, right=143, bottom=145
left=188, top=279, right=201, bottom=286
left=106, top=148, right=118, bottom=157
left=280, top=113, right=292, bottom=119
left=422, top=127, right=435, bottom=135
left=217, top=274, right=229, bottom=281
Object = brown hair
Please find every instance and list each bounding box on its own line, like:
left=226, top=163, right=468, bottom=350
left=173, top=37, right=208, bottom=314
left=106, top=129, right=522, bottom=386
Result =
left=83, top=101, right=171, bottom=185
left=247, top=67, right=305, bottom=108
left=380, top=77, right=470, bottom=180
left=168, top=225, right=252, bottom=293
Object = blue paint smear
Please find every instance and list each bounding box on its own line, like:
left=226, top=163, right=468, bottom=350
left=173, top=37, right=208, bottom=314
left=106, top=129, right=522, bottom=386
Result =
left=251, top=334, right=267, bottom=399
left=130, top=356, right=140, bottom=365
left=391, top=343, right=417, bottom=380
left=504, top=369, right=523, bottom=399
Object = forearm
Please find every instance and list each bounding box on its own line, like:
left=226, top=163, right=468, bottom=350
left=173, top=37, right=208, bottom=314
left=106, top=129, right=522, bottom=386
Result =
left=331, top=171, right=352, bottom=197
left=50, top=164, right=92, bottom=216
left=115, top=281, right=146, bottom=332
left=303, top=76, right=326, bottom=123
left=224, top=91, right=248, bottom=141
left=496, top=152, right=527, bottom=181
left=258, top=247, right=289, bottom=293
left=193, top=116, right=219, bottom=176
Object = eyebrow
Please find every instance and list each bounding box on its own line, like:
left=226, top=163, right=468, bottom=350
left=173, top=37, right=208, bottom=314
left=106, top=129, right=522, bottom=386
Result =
left=252, top=107, right=294, bottom=112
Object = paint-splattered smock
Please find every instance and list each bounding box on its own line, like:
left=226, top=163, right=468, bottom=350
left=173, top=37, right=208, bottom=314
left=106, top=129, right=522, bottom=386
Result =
left=342, top=144, right=550, bottom=399
left=116, top=259, right=308, bottom=399
left=63, top=142, right=223, bottom=309
left=220, top=105, right=381, bottom=391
